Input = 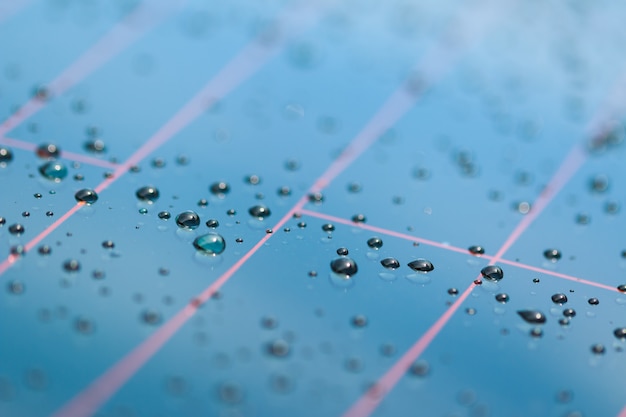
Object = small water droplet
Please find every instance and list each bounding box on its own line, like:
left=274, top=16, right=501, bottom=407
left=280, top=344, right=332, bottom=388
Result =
left=209, top=181, right=230, bottom=196
left=74, top=189, right=98, bottom=204
left=351, top=214, right=367, bottom=223
left=543, top=249, right=562, bottom=262
left=551, top=293, right=568, bottom=304
left=193, top=233, right=226, bottom=255
left=176, top=211, right=200, bottom=229
left=380, top=257, right=400, bottom=270
left=136, top=186, right=160, bottom=202
left=330, top=257, right=358, bottom=276
left=518, top=310, right=546, bottom=324
left=367, top=237, right=383, bottom=249
left=481, top=265, right=503, bottom=281
left=468, top=245, right=485, bottom=256
left=249, top=205, right=271, bottom=219
left=38, top=161, right=68, bottom=181
left=267, top=339, right=290, bottom=357
left=563, top=308, right=576, bottom=317
left=158, top=211, right=171, bottom=220
left=63, top=259, right=81, bottom=272
left=588, top=297, right=599, bottom=305
left=591, top=344, right=605, bottom=354
left=36, top=143, right=60, bottom=159
left=8, top=224, right=25, bottom=235
left=407, top=259, right=434, bottom=272
left=495, top=293, right=509, bottom=303
left=336, top=247, right=349, bottom=256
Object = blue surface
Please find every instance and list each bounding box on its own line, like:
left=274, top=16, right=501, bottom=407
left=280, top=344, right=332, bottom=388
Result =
left=0, top=1, right=625, bottom=417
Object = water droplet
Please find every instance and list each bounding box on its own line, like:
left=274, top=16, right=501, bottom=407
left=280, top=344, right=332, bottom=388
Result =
left=517, top=310, right=546, bottom=324
left=8, top=224, right=24, bottom=235
left=589, top=174, right=609, bottom=193
left=591, top=344, right=605, bottom=354
left=351, top=214, right=367, bottom=223
left=563, top=308, right=576, bottom=317
left=193, top=233, right=226, bottom=255
left=614, top=328, right=626, bottom=339
left=588, top=297, right=599, bottom=305
left=209, top=181, right=230, bottom=196
left=267, top=339, right=290, bottom=357
left=176, top=211, right=200, bottom=229
left=481, top=265, right=503, bottom=281
left=84, top=139, right=106, bottom=153
left=141, top=309, right=162, bottom=325
left=102, top=240, right=115, bottom=249
left=367, top=237, right=383, bottom=249
left=245, top=174, right=261, bottom=185
left=38, top=161, right=68, bottom=182
left=336, top=247, right=349, bottom=256
left=206, top=219, right=219, bottom=228
left=36, top=143, right=60, bottom=159
left=380, top=257, right=400, bottom=270
left=448, top=288, right=459, bottom=295
left=543, top=249, right=562, bottom=262
left=330, top=257, right=358, bottom=276
left=407, top=259, right=434, bottom=273
left=249, top=204, right=271, bottom=219
left=468, top=245, right=485, bottom=256
left=0, top=147, right=13, bottom=164
left=63, top=259, right=81, bottom=272
left=495, top=293, right=509, bottom=303
left=158, top=211, right=171, bottom=220
left=551, top=293, right=568, bottom=304
left=136, top=186, right=160, bottom=202
left=74, top=189, right=98, bottom=204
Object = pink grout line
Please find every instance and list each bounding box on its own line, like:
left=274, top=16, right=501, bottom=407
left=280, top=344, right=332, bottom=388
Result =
left=301, top=209, right=622, bottom=294
left=0, top=0, right=181, bottom=140
left=0, top=0, right=32, bottom=25
left=300, top=208, right=476, bottom=258
left=0, top=137, right=119, bottom=169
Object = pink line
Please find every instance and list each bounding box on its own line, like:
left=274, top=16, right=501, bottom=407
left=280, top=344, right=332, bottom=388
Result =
left=0, top=137, right=119, bottom=169
left=301, top=209, right=621, bottom=294
left=0, top=0, right=180, bottom=139
left=0, top=0, right=31, bottom=25
left=300, top=209, right=478, bottom=258
left=497, top=259, right=620, bottom=293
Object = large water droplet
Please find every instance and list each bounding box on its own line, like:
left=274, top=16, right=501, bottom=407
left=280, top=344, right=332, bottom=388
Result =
left=38, top=161, right=68, bottom=181
left=193, top=233, right=226, bottom=255
left=481, top=265, right=503, bottom=281
left=367, top=237, right=383, bottom=249
left=517, top=310, right=546, bottom=324
left=380, top=257, right=400, bottom=270
left=75, top=189, right=98, bottom=204
left=330, top=257, right=358, bottom=276
left=249, top=205, right=271, bottom=219
left=136, top=186, right=160, bottom=202
left=176, top=211, right=200, bottom=229
left=407, top=259, right=434, bottom=272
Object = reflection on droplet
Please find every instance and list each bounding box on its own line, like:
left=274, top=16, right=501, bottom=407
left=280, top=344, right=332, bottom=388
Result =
left=176, top=211, right=200, bottom=229
left=136, top=186, right=160, bottom=202
left=480, top=265, right=503, bottom=281
left=518, top=310, right=546, bottom=324
left=193, top=233, right=226, bottom=255
left=38, top=161, right=68, bottom=181
left=367, top=237, right=383, bottom=249
left=75, top=189, right=98, bottom=204
left=249, top=204, right=271, bottom=219
left=380, top=257, right=400, bottom=270
left=407, top=259, right=434, bottom=272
